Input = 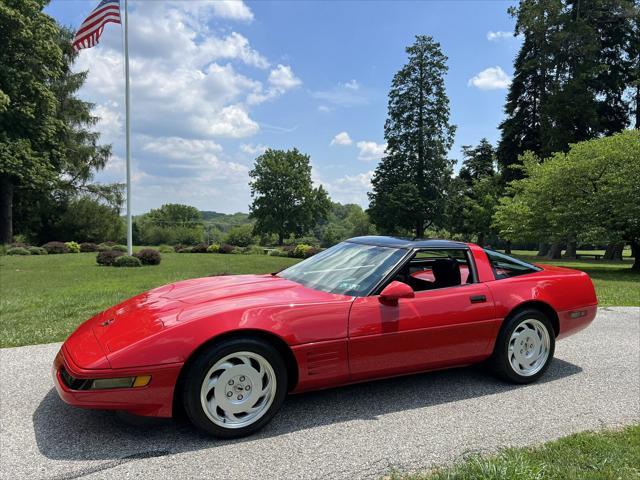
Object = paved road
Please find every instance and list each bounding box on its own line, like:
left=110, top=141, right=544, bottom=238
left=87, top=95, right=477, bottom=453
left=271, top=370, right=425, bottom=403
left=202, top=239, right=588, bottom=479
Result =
left=1, top=307, right=638, bottom=480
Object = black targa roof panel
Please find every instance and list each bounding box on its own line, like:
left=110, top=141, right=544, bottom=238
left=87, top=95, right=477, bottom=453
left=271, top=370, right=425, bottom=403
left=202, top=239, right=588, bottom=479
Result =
left=346, top=236, right=468, bottom=249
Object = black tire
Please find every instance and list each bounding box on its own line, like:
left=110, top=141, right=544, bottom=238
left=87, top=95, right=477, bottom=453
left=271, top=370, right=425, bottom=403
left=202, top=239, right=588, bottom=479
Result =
left=182, top=337, right=288, bottom=438
left=490, top=308, right=556, bottom=384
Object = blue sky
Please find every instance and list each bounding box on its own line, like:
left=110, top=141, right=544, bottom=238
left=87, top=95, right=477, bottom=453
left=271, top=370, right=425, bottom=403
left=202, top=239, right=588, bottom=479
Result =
left=46, top=0, right=521, bottom=214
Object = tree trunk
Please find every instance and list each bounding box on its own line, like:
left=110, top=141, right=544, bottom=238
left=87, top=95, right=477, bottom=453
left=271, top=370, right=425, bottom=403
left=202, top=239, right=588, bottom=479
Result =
left=604, top=242, right=624, bottom=261
left=0, top=175, right=13, bottom=244
left=536, top=242, right=549, bottom=257
left=505, top=241, right=512, bottom=254
left=415, top=221, right=424, bottom=239
left=631, top=239, right=639, bottom=272
left=546, top=242, right=562, bottom=259
left=278, top=232, right=284, bottom=246
left=564, top=241, right=577, bottom=258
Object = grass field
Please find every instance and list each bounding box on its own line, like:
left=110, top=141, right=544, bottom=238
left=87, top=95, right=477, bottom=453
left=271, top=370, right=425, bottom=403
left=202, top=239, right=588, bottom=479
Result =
left=0, top=252, right=297, bottom=348
left=0, top=250, right=637, bottom=348
left=391, top=425, right=640, bottom=480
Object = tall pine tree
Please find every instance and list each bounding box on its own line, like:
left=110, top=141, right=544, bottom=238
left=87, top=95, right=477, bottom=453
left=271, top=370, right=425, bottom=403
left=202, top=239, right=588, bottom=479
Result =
left=368, top=35, right=455, bottom=238
left=497, top=0, right=637, bottom=182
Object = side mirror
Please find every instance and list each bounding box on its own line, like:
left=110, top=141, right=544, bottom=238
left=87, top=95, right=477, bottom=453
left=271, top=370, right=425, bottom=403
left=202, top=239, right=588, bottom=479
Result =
left=379, top=281, right=414, bottom=306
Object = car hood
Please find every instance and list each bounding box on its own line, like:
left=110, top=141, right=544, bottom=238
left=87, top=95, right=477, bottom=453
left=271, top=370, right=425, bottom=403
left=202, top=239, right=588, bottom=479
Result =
left=86, top=274, right=348, bottom=365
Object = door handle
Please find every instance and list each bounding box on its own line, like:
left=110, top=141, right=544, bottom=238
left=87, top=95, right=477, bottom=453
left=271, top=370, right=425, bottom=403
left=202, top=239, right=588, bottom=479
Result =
left=470, top=295, right=487, bottom=304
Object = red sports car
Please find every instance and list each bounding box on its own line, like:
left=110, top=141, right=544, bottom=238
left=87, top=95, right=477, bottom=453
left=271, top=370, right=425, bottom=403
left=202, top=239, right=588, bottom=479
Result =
left=53, top=237, right=597, bottom=437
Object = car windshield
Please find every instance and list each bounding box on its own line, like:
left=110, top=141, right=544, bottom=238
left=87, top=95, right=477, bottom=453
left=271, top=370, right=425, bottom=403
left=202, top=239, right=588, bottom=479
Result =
left=277, top=242, right=406, bottom=296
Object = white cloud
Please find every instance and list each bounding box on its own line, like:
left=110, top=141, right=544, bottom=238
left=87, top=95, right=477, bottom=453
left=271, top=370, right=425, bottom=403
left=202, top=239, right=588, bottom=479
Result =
left=210, top=0, right=255, bottom=21
left=356, top=141, right=386, bottom=161
left=241, top=144, right=268, bottom=155
left=342, top=79, right=360, bottom=90
left=247, top=64, right=302, bottom=104
left=487, top=30, right=513, bottom=41
left=314, top=169, right=373, bottom=207
left=330, top=131, right=353, bottom=146
left=318, top=105, right=332, bottom=113
left=269, top=64, right=302, bottom=90
left=468, top=66, right=512, bottom=90
left=71, top=1, right=299, bottom=213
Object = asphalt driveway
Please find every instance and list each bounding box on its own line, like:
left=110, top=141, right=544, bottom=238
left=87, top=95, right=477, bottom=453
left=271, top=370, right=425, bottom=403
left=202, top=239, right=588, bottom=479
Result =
left=1, top=307, right=638, bottom=480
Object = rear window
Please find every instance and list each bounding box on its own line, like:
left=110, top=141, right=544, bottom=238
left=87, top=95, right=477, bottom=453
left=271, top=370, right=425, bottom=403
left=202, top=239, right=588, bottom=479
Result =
left=484, top=250, right=541, bottom=280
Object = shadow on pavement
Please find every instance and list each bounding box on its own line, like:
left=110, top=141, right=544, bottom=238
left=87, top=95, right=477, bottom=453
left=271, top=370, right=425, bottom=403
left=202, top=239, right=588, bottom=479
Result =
left=33, top=358, right=581, bottom=463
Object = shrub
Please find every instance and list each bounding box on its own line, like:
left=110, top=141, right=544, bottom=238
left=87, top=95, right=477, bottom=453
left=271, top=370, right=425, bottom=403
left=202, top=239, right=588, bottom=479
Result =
left=267, top=249, right=281, bottom=257
left=191, top=243, right=208, bottom=253
left=96, top=250, right=124, bottom=266
left=7, top=247, right=30, bottom=255
left=207, top=244, right=220, bottom=253
left=232, top=247, right=244, bottom=254
left=158, top=245, right=174, bottom=253
left=223, top=225, right=255, bottom=248
left=177, top=246, right=193, bottom=253
left=10, top=242, right=30, bottom=249
left=292, top=244, right=313, bottom=258
left=173, top=244, right=185, bottom=252
left=304, top=247, right=322, bottom=258
left=111, top=244, right=128, bottom=252
left=114, top=255, right=142, bottom=267
left=65, top=241, right=81, bottom=253
left=97, top=242, right=115, bottom=252
left=245, top=245, right=265, bottom=255
left=42, top=241, right=69, bottom=254
left=133, top=249, right=161, bottom=265
left=28, top=246, right=47, bottom=255
left=80, top=242, right=98, bottom=252
left=218, top=244, right=235, bottom=254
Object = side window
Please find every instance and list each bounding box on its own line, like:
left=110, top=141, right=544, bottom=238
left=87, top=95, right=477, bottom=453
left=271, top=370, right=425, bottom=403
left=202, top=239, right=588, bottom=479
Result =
left=401, top=249, right=475, bottom=291
left=484, top=249, right=541, bottom=280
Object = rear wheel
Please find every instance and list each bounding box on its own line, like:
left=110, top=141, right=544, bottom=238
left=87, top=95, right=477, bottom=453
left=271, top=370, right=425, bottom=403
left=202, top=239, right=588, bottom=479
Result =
left=182, top=338, right=287, bottom=438
left=491, top=309, right=555, bottom=384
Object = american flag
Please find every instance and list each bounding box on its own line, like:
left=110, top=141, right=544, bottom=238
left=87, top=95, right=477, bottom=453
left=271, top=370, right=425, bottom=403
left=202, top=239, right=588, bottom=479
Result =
left=72, top=0, right=121, bottom=51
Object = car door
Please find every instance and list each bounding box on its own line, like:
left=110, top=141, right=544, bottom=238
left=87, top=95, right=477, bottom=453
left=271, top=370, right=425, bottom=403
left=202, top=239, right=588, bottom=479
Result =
left=348, top=260, right=500, bottom=381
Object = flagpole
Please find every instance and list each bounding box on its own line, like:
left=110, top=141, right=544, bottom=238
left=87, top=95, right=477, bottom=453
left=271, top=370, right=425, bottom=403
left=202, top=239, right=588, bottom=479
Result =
left=124, top=0, right=132, bottom=256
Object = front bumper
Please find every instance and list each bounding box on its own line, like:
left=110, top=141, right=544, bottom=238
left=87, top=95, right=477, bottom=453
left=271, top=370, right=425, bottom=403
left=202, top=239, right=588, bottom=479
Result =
left=52, top=347, right=182, bottom=417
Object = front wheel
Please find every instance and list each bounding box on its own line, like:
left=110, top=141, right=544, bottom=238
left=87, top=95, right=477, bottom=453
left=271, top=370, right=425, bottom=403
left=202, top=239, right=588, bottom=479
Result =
left=182, top=338, right=287, bottom=438
left=491, top=309, right=555, bottom=384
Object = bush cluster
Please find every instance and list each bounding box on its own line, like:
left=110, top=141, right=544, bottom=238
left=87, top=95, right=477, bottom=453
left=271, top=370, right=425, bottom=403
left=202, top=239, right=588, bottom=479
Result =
left=111, top=244, right=128, bottom=252
left=207, top=244, right=220, bottom=253
left=96, top=250, right=124, bottom=266
left=133, top=249, right=161, bottom=265
left=28, top=246, right=47, bottom=255
left=80, top=242, right=98, bottom=252
left=42, top=241, right=70, bottom=254
left=65, top=241, right=81, bottom=253
left=7, top=247, right=30, bottom=255
left=190, top=243, right=209, bottom=253
left=158, top=245, right=174, bottom=253
left=114, top=255, right=142, bottom=268
left=97, top=242, right=116, bottom=252
left=218, top=244, right=235, bottom=254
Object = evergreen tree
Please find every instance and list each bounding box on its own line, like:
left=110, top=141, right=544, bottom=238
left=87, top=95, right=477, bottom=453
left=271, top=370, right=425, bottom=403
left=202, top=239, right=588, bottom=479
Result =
left=368, top=35, right=455, bottom=237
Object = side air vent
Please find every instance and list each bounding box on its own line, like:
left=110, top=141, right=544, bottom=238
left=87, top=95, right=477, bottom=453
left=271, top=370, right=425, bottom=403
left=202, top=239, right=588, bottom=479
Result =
left=306, top=350, right=341, bottom=376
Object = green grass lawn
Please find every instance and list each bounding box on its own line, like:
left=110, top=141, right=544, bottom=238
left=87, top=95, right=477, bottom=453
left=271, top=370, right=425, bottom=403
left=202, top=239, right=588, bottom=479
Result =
left=390, top=425, right=640, bottom=480
left=0, top=250, right=638, bottom=348
left=0, top=252, right=297, bottom=348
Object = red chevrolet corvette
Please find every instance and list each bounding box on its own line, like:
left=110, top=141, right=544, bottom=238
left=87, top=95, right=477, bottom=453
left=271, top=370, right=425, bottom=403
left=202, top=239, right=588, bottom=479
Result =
left=53, top=237, right=597, bottom=437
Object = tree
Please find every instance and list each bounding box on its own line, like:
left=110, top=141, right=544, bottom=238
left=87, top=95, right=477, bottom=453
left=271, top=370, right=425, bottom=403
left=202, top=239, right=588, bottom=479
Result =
left=249, top=149, right=331, bottom=245
left=137, top=204, right=204, bottom=245
left=0, top=0, right=63, bottom=243
left=0, top=3, right=120, bottom=243
left=493, top=130, right=640, bottom=270
left=368, top=35, right=456, bottom=238
left=55, top=196, right=123, bottom=242
left=497, top=0, right=638, bottom=181
left=446, top=140, right=501, bottom=246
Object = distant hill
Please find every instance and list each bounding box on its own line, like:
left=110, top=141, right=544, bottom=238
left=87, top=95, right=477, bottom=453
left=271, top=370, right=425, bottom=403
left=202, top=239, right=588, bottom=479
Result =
left=200, top=211, right=253, bottom=231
